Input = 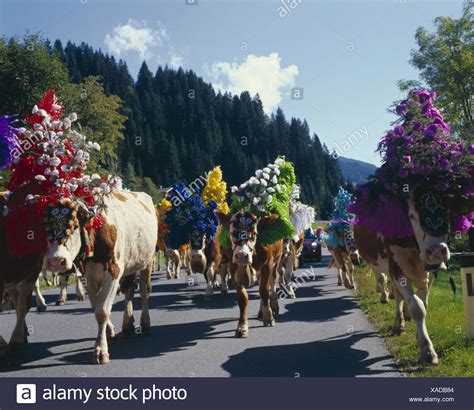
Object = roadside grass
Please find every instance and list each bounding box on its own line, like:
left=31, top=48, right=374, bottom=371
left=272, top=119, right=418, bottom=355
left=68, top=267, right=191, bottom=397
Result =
left=354, top=264, right=474, bottom=377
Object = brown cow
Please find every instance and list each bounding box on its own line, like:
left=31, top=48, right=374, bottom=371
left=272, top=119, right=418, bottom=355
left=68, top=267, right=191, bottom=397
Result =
left=188, top=227, right=226, bottom=300
left=216, top=210, right=283, bottom=338
left=354, top=190, right=458, bottom=365
left=326, top=224, right=361, bottom=289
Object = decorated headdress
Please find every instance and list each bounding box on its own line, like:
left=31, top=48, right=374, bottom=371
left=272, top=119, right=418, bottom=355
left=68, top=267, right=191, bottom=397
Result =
left=289, top=185, right=316, bottom=240
left=1, top=90, right=121, bottom=256
left=224, top=157, right=296, bottom=247
left=324, top=186, right=353, bottom=245
left=165, top=183, right=218, bottom=250
left=349, top=89, right=473, bottom=238
left=0, top=115, right=20, bottom=169
left=202, top=166, right=230, bottom=214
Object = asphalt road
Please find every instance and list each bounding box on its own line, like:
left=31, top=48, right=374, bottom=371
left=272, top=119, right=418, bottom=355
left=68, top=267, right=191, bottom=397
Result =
left=0, top=251, right=402, bottom=377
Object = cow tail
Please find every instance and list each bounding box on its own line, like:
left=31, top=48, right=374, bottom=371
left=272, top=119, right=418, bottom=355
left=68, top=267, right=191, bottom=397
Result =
left=448, top=270, right=456, bottom=299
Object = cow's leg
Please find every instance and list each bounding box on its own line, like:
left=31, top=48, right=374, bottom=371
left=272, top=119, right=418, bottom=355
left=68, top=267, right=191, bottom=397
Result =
left=86, top=264, right=120, bottom=364
left=259, top=263, right=275, bottom=327
left=375, top=271, right=389, bottom=304
left=56, top=274, right=69, bottom=306
left=42, top=272, right=53, bottom=287
left=392, top=286, right=406, bottom=335
left=121, top=275, right=135, bottom=337
left=139, top=264, right=152, bottom=336
left=165, top=254, right=172, bottom=279
left=282, top=256, right=295, bottom=299
left=34, top=279, right=47, bottom=312
left=76, top=275, right=86, bottom=301
left=416, top=272, right=434, bottom=309
left=173, top=258, right=180, bottom=280
left=348, top=261, right=356, bottom=290
left=156, top=250, right=161, bottom=272
left=393, top=277, right=438, bottom=365
left=233, top=264, right=249, bottom=337
left=93, top=274, right=119, bottom=365
left=219, top=262, right=229, bottom=295
left=1, top=280, right=35, bottom=355
left=204, top=262, right=215, bottom=301
left=86, top=275, right=115, bottom=340
left=269, top=266, right=279, bottom=317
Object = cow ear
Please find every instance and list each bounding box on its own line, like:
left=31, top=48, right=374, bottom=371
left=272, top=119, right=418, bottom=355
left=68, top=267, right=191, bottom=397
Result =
left=258, top=213, right=279, bottom=231
left=215, top=211, right=231, bottom=228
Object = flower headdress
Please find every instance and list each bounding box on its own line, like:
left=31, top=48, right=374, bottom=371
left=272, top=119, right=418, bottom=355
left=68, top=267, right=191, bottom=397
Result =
left=1, top=90, right=121, bottom=256
left=289, top=185, right=316, bottom=239
left=202, top=166, right=230, bottom=214
left=165, top=183, right=218, bottom=249
left=223, top=157, right=296, bottom=247
left=349, top=89, right=473, bottom=238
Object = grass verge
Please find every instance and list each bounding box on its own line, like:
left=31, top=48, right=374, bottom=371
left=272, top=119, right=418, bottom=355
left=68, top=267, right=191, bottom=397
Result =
left=354, top=264, right=474, bottom=377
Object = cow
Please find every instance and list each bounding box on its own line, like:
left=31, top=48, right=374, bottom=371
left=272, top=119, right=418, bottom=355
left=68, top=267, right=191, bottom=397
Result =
left=353, top=190, right=461, bottom=365
left=165, top=248, right=181, bottom=279
left=216, top=210, right=283, bottom=338
left=325, top=224, right=361, bottom=289
left=188, top=227, right=227, bottom=300
left=43, top=190, right=157, bottom=364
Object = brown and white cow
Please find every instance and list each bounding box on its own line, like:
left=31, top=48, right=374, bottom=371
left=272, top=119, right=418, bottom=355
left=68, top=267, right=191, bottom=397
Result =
left=43, top=190, right=157, bottom=364
left=188, top=227, right=228, bottom=300
left=354, top=190, right=461, bottom=365
left=216, top=210, right=283, bottom=338
left=326, top=224, right=361, bottom=289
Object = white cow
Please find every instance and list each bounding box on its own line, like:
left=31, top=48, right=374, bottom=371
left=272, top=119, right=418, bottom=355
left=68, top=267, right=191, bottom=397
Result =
left=43, top=190, right=158, bottom=364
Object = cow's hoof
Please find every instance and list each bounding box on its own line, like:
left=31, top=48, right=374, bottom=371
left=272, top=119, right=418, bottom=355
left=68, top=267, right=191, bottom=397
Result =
left=257, top=309, right=263, bottom=320
left=380, top=294, right=389, bottom=304
left=122, top=324, right=135, bottom=338
left=92, top=352, right=110, bottom=365
left=166, top=274, right=172, bottom=280
left=36, top=305, right=47, bottom=313
left=140, top=325, right=152, bottom=336
left=235, top=324, right=248, bottom=338
left=55, top=300, right=66, bottom=306
left=220, top=288, right=228, bottom=295
left=337, top=281, right=342, bottom=286
left=77, top=296, right=85, bottom=302
left=420, top=346, right=439, bottom=365
left=288, top=291, right=296, bottom=299
left=263, top=318, right=275, bottom=327
left=392, top=325, right=405, bottom=336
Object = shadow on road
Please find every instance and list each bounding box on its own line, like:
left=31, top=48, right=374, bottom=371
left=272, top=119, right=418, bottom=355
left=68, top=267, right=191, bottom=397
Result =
left=222, top=332, right=399, bottom=377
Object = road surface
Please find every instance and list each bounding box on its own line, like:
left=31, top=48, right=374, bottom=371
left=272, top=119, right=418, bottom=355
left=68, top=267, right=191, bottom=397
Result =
left=0, top=252, right=402, bottom=377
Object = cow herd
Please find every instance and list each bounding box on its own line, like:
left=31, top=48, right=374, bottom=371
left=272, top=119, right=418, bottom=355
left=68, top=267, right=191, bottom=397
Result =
left=0, top=184, right=463, bottom=368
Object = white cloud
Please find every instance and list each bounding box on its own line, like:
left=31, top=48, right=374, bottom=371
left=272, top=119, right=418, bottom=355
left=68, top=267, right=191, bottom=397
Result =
left=105, top=19, right=168, bottom=60
left=209, top=53, right=298, bottom=114
left=169, top=51, right=183, bottom=69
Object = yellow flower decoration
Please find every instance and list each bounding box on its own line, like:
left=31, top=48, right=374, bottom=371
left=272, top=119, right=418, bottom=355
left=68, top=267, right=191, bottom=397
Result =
left=202, top=166, right=229, bottom=214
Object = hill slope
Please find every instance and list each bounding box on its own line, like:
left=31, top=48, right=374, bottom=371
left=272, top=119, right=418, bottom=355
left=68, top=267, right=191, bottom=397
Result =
left=337, top=157, right=377, bottom=185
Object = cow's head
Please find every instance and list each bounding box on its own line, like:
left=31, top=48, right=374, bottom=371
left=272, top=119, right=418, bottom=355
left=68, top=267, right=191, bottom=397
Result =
left=216, top=210, right=278, bottom=266
left=408, top=191, right=450, bottom=265
left=189, top=227, right=207, bottom=269
left=43, top=198, right=83, bottom=273
left=342, top=228, right=361, bottom=266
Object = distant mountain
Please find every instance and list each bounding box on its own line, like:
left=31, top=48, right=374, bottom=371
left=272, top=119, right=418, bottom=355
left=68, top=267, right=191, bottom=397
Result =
left=337, top=157, right=377, bottom=185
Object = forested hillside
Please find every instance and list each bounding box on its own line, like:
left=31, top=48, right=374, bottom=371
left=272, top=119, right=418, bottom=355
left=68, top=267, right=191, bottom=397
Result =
left=0, top=37, right=346, bottom=217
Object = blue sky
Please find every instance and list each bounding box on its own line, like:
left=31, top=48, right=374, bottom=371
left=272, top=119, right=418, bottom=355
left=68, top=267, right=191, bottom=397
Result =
left=0, top=0, right=464, bottom=165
